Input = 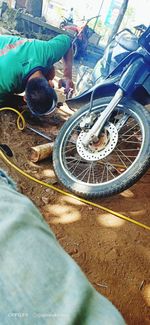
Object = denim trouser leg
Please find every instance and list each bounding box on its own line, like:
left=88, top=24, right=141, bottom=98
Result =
left=0, top=170, right=126, bottom=325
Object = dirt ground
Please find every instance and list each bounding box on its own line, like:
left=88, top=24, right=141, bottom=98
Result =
left=0, top=62, right=150, bottom=325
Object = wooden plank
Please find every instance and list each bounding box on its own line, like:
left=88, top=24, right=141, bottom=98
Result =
left=16, top=12, right=104, bottom=60
left=30, top=143, right=54, bottom=162
left=19, top=13, right=74, bottom=38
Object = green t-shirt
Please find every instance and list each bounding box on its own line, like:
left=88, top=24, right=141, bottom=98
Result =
left=0, top=34, right=71, bottom=103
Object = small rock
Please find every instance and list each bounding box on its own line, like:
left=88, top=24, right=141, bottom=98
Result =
left=45, top=188, right=52, bottom=193
left=44, top=177, right=57, bottom=185
left=41, top=196, right=50, bottom=204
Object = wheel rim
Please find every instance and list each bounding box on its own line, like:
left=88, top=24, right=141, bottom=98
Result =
left=59, top=103, right=145, bottom=187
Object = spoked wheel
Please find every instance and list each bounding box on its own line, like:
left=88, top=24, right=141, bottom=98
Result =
left=53, top=97, right=150, bottom=198
left=59, top=22, right=65, bottom=29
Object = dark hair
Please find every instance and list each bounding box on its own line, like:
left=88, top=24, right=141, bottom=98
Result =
left=25, top=77, right=57, bottom=116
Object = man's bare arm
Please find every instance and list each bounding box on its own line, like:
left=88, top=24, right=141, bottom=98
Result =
left=58, top=46, right=74, bottom=94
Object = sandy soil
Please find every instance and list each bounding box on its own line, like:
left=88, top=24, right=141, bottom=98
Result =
left=0, top=64, right=150, bottom=325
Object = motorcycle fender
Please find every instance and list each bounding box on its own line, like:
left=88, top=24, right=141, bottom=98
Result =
left=142, top=75, right=150, bottom=95
left=66, top=76, right=119, bottom=103
left=119, top=57, right=150, bottom=95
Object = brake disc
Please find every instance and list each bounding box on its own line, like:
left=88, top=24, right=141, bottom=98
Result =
left=76, top=122, right=118, bottom=161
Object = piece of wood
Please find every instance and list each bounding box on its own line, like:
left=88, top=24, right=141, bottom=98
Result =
left=30, top=142, right=54, bottom=162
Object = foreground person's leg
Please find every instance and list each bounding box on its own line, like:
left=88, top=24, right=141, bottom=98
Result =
left=0, top=169, right=126, bottom=325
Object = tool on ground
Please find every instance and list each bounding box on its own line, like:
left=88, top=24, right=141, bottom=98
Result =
left=0, top=144, right=13, bottom=157
left=27, top=126, right=52, bottom=141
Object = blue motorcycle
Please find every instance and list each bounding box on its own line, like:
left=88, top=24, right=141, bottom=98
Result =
left=75, top=25, right=146, bottom=95
left=53, top=26, right=150, bottom=198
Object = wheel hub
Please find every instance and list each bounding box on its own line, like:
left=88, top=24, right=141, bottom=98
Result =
left=76, top=122, right=118, bottom=161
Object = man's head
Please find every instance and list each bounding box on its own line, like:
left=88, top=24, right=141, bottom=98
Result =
left=25, top=77, right=57, bottom=116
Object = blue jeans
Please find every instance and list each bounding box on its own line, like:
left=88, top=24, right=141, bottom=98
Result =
left=0, top=170, right=126, bottom=325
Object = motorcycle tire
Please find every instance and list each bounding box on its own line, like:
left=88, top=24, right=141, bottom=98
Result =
left=53, top=97, right=150, bottom=198
left=59, top=22, right=65, bottom=29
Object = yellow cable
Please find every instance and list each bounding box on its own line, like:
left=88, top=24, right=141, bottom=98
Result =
left=0, top=107, right=26, bottom=130
left=0, top=107, right=150, bottom=232
left=0, top=150, right=150, bottom=232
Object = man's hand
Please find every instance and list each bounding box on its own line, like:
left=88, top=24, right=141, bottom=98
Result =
left=58, top=78, right=74, bottom=95
left=48, top=80, right=55, bottom=88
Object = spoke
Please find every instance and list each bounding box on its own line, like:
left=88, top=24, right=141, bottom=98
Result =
left=116, top=148, right=140, bottom=151
left=120, top=140, right=141, bottom=145
left=115, top=151, right=128, bottom=168
left=121, top=122, right=139, bottom=137
left=67, top=157, right=82, bottom=173
left=87, top=164, right=92, bottom=183
left=65, top=156, right=80, bottom=163
left=115, top=148, right=133, bottom=164
left=68, top=140, right=77, bottom=144
left=107, top=164, right=121, bottom=178
left=105, top=158, right=125, bottom=171
left=119, top=131, right=142, bottom=147
left=64, top=145, right=76, bottom=153
left=100, top=164, right=106, bottom=182
left=106, top=163, right=109, bottom=181
left=90, top=163, right=96, bottom=183
left=76, top=164, right=93, bottom=181
left=110, top=152, right=137, bottom=159
left=121, top=133, right=141, bottom=143
left=103, top=163, right=117, bottom=181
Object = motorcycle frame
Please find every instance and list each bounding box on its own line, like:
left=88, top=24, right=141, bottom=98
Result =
left=67, top=51, right=150, bottom=106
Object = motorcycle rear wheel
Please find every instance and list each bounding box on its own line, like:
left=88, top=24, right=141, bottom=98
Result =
left=53, top=97, right=150, bottom=198
left=59, top=21, right=65, bottom=29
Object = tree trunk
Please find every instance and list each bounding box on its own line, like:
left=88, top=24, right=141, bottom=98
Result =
left=25, top=0, right=43, bottom=17
left=107, top=0, right=129, bottom=44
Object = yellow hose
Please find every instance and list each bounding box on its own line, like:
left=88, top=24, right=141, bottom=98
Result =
left=0, top=107, right=26, bottom=130
left=0, top=107, right=150, bottom=232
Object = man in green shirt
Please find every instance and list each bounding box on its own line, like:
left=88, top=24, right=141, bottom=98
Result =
left=0, top=34, right=74, bottom=115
